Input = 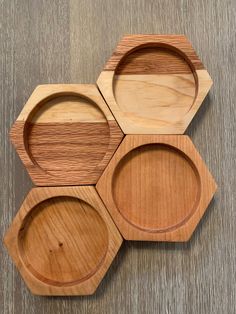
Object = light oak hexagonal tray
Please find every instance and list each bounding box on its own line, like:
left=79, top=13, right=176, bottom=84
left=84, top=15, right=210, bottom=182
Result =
left=97, top=34, right=213, bottom=134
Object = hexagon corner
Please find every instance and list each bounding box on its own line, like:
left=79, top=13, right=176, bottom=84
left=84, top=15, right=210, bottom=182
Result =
left=9, top=84, right=124, bottom=186
left=96, top=134, right=217, bottom=242
left=97, top=34, right=213, bottom=134
left=4, top=186, right=123, bottom=295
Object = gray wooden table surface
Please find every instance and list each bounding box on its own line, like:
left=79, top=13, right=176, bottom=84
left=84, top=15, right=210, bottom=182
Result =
left=0, top=1, right=235, bottom=313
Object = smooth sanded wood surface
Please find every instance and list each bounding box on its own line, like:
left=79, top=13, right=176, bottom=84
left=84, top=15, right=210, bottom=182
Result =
left=4, top=187, right=122, bottom=295
left=96, top=135, right=217, bottom=241
left=97, top=35, right=213, bottom=134
left=0, top=0, right=235, bottom=313
left=10, top=84, right=123, bottom=186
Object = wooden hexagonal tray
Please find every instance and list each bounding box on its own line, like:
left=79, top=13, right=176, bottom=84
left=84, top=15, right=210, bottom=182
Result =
left=97, top=34, right=213, bottom=134
left=10, top=84, right=124, bottom=186
left=4, top=186, right=122, bottom=295
left=96, top=135, right=217, bottom=241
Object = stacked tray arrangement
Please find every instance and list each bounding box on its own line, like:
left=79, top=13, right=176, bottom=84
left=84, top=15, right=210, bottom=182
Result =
left=4, top=35, right=217, bottom=296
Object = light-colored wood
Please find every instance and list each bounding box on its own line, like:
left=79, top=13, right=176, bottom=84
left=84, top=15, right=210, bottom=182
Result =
left=3, top=186, right=123, bottom=296
left=97, top=35, right=213, bottom=134
left=1, top=0, right=233, bottom=312
left=96, top=135, right=217, bottom=241
left=10, top=84, right=124, bottom=186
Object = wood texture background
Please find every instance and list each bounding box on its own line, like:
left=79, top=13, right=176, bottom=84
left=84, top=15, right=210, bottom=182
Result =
left=0, top=0, right=235, bottom=313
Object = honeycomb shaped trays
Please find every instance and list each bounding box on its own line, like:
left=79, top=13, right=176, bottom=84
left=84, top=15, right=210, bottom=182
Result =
left=5, top=34, right=217, bottom=296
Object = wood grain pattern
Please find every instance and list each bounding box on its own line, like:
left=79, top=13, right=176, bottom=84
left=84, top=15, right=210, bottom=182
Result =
left=27, top=122, right=110, bottom=172
left=1, top=0, right=234, bottom=313
left=112, top=144, right=200, bottom=231
left=10, top=85, right=123, bottom=185
left=114, top=73, right=196, bottom=124
left=104, top=34, right=204, bottom=71
left=4, top=186, right=123, bottom=295
left=30, top=95, right=107, bottom=123
left=96, top=135, right=217, bottom=241
left=97, top=35, right=213, bottom=134
left=115, top=47, right=193, bottom=74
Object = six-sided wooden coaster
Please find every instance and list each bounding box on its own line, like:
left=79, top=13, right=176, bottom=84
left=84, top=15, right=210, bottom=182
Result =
left=97, top=34, right=212, bottom=134
left=4, top=186, right=122, bottom=295
left=96, top=135, right=217, bottom=241
left=10, top=84, right=124, bottom=186
left=4, top=34, right=217, bottom=295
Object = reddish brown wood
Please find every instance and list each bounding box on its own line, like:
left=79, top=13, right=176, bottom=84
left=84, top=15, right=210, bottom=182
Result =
left=115, top=47, right=193, bottom=74
left=104, top=34, right=204, bottom=71
left=4, top=186, right=123, bottom=295
left=96, top=135, right=217, bottom=241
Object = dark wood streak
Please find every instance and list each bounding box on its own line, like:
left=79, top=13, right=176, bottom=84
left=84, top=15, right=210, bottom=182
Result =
left=27, top=122, right=110, bottom=172
left=115, top=47, right=194, bottom=75
left=105, top=35, right=204, bottom=72
left=10, top=120, right=123, bottom=185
